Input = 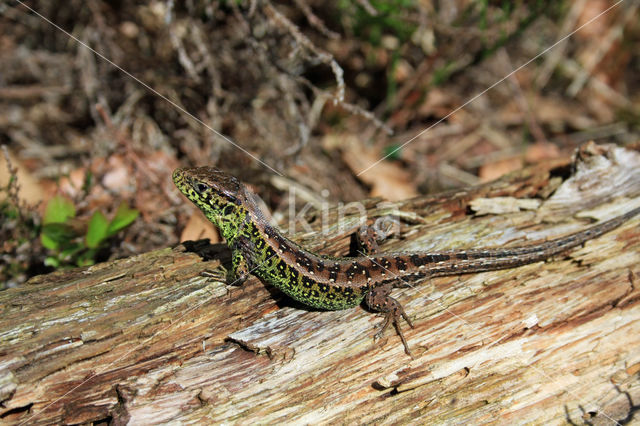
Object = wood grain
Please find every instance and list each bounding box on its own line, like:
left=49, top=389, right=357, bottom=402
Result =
left=1, top=142, right=639, bottom=425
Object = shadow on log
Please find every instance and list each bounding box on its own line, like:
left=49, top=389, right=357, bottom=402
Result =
left=1, top=142, right=640, bottom=424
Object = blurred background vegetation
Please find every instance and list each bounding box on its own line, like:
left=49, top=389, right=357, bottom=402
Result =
left=1, top=0, right=639, bottom=287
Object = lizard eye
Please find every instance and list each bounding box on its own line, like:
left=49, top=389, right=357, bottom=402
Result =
left=195, top=182, right=208, bottom=194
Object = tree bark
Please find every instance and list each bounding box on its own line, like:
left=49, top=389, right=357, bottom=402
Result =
left=2, top=142, right=640, bottom=425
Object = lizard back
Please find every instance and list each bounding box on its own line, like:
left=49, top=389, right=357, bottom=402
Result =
left=173, top=166, right=640, bottom=311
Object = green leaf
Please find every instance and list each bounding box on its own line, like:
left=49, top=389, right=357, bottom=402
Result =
left=60, top=243, right=83, bottom=258
left=77, top=258, right=96, bottom=267
left=41, top=222, right=77, bottom=250
left=107, top=202, right=139, bottom=236
left=44, top=256, right=60, bottom=268
left=77, top=249, right=98, bottom=266
left=86, top=211, right=109, bottom=248
left=382, top=144, right=402, bottom=160
left=44, top=195, right=75, bottom=225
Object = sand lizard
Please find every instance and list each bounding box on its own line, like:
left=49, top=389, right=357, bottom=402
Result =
left=173, top=166, right=640, bottom=356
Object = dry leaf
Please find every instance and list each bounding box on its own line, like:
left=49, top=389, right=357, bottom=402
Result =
left=525, top=142, right=561, bottom=163
left=180, top=212, right=221, bottom=243
left=478, top=157, right=523, bottom=182
left=333, top=134, right=418, bottom=201
left=0, top=148, right=44, bottom=205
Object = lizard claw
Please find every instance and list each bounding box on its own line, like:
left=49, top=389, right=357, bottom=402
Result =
left=366, top=286, right=415, bottom=357
left=373, top=311, right=414, bottom=358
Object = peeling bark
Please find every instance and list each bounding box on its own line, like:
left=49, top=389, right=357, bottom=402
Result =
left=1, top=143, right=640, bottom=425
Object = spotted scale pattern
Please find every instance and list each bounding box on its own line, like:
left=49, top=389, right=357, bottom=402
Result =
left=174, top=166, right=640, bottom=354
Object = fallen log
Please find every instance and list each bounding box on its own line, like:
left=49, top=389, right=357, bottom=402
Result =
left=1, top=142, right=639, bottom=424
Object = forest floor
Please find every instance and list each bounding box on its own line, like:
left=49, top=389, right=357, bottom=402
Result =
left=1, top=0, right=639, bottom=287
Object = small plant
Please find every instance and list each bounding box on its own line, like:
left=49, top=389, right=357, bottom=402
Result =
left=340, top=0, right=417, bottom=46
left=41, top=196, right=139, bottom=267
left=1, top=148, right=42, bottom=288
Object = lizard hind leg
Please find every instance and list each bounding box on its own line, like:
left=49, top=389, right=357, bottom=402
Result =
left=365, top=283, right=415, bottom=358
left=355, top=225, right=381, bottom=255
left=354, top=216, right=399, bottom=256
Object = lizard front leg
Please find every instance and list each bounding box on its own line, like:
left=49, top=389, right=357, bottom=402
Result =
left=200, top=247, right=250, bottom=285
left=365, top=283, right=415, bottom=358
left=225, top=229, right=263, bottom=285
left=227, top=249, right=250, bottom=285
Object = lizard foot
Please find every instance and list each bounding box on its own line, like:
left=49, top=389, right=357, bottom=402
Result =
left=366, top=286, right=415, bottom=358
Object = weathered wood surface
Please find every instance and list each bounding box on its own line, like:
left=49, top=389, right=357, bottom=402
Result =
left=1, top=142, right=640, bottom=425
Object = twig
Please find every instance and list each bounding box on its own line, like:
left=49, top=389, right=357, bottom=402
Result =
left=264, top=2, right=345, bottom=103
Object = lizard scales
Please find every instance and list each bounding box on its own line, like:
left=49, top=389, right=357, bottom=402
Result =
left=173, top=166, right=640, bottom=355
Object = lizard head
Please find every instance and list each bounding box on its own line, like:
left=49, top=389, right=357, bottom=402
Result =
left=173, top=166, right=244, bottom=228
